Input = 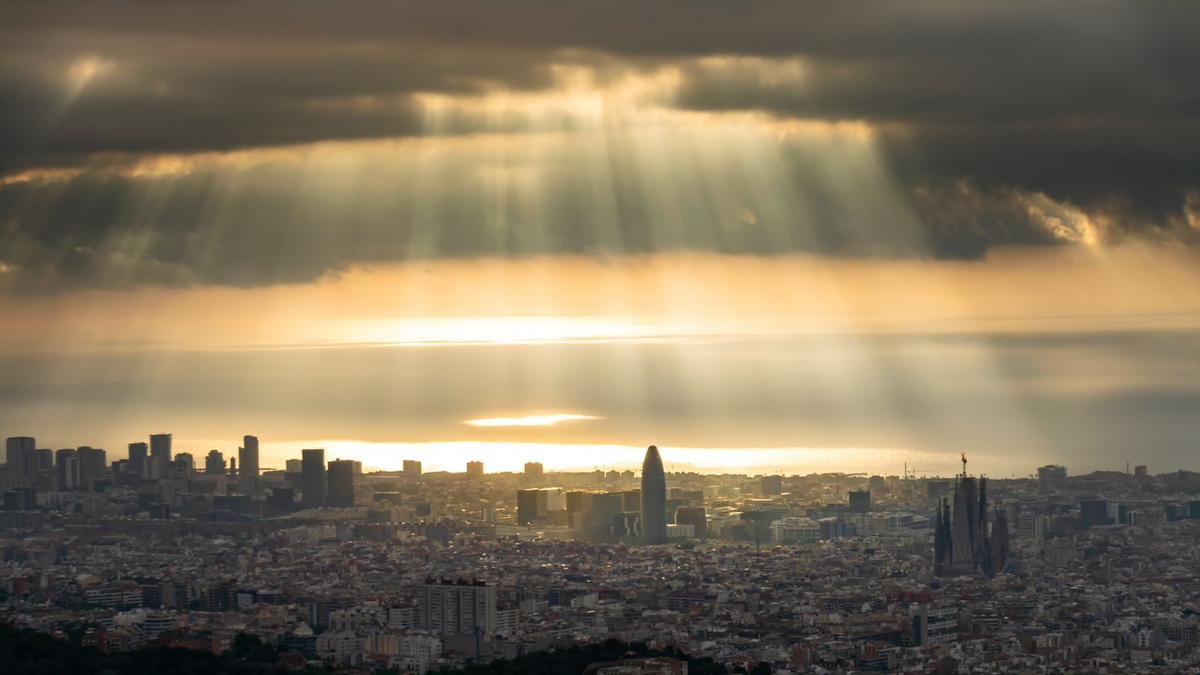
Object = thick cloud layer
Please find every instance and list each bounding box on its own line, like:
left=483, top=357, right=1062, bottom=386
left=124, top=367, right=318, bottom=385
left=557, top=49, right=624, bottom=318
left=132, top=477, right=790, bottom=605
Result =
left=1, top=0, right=1198, bottom=289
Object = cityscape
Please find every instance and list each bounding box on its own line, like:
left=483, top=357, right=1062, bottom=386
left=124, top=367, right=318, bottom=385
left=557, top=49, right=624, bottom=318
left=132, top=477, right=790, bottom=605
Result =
left=3, top=0, right=1200, bottom=672
left=3, top=434, right=1200, bottom=672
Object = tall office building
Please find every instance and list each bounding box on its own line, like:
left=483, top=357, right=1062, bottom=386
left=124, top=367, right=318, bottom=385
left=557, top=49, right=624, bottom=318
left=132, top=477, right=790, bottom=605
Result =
left=589, top=492, right=624, bottom=541
left=868, top=475, right=887, bottom=494
left=77, top=446, right=107, bottom=491
left=302, top=448, right=326, bottom=508
left=205, top=450, right=225, bottom=475
left=5, top=436, right=38, bottom=486
left=6, top=436, right=34, bottom=469
left=516, top=489, right=543, bottom=525
left=523, top=462, right=544, bottom=482
left=760, top=475, right=783, bottom=496
left=35, top=448, right=53, bottom=472
left=515, top=487, right=565, bottom=525
left=174, top=452, right=194, bottom=473
left=128, top=442, right=149, bottom=479
left=327, top=459, right=356, bottom=507
left=849, top=490, right=872, bottom=513
left=466, top=460, right=484, bottom=477
left=1037, top=465, right=1067, bottom=493
left=149, top=434, right=172, bottom=480
left=620, top=489, right=641, bottom=512
left=55, top=448, right=80, bottom=491
left=417, top=578, right=496, bottom=637
left=1080, top=499, right=1113, bottom=529
left=238, top=435, right=259, bottom=494
left=640, top=445, right=667, bottom=545
left=675, top=506, right=708, bottom=539
left=926, top=479, right=951, bottom=506
left=403, top=459, right=422, bottom=479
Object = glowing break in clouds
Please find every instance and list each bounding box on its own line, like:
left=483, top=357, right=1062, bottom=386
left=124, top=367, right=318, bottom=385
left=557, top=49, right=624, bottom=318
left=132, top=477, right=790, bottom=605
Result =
left=464, top=414, right=601, bottom=428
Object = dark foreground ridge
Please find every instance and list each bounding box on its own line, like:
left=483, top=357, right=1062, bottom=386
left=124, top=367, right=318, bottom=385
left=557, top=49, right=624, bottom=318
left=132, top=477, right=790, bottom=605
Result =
left=441, top=639, right=761, bottom=674
left=0, top=626, right=766, bottom=675
left=0, top=623, right=304, bottom=675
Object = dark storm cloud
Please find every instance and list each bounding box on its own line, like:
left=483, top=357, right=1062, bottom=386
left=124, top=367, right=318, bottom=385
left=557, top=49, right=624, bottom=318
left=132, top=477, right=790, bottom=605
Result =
left=1, top=0, right=1199, bottom=288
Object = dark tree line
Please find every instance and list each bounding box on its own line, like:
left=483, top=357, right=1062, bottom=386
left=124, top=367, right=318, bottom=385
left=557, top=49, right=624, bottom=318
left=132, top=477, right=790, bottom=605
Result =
left=0, top=625, right=770, bottom=675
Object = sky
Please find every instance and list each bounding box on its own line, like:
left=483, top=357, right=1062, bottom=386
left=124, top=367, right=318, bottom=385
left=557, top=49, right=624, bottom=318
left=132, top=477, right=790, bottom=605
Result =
left=1, top=1, right=1199, bottom=476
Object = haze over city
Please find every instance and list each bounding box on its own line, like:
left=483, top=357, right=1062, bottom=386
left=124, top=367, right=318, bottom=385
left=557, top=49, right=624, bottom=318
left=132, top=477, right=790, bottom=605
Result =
left=2, top=2, right=1200, bottom=673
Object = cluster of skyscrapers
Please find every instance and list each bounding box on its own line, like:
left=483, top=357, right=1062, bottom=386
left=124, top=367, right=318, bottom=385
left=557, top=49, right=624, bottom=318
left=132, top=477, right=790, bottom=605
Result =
left=2, top=434, right=363, bottom=514
left=515, top=446, right=669, bottom=545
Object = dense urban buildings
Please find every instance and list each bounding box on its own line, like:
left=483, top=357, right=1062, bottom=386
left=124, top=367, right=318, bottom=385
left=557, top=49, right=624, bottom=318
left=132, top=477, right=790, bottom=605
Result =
left=3, top=434, right=1200, bottom=672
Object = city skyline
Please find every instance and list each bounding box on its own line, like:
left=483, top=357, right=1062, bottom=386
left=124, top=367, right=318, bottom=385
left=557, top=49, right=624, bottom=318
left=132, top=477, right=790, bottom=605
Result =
left=1, top=430, right=1189, bottom=481
left=3, top=2, right=1200, bottom=671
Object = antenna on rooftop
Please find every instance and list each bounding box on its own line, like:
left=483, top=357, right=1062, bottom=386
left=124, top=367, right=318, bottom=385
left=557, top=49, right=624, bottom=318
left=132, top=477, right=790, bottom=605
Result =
left=961, top=452, right=968, bottom=478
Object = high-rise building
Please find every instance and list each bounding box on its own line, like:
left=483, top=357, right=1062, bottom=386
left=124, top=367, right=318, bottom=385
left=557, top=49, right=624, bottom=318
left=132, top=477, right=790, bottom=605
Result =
left=77, top=446, right=106, bottom=491
left=403, top=459, right=422, bottom=479
left=620, top=489, right=641, bottom=512
left=205, top=450, right=225, bottom=475
left=1080, top=499, right=1112, bottom=529
left=55, top=448, right=80, bottom=491
left=174, top=452, right=194, bottom=473
left=523, top=462, right=544, bottom=482
left=589, top=492, right=624, bottom=541
left=848, top=490, right=872, bottom=513
left=760, top=475, right=783, bottom=496
left=128, top=442, right=149, bottom=479
left=327, top=459, right=356, bottom=507
left=35, top=448, right=53, bottom=472
left=7, top=437, right=43, bottom=482
left=516, top=489, right=542, bottom=525
left=5, top=436, right=34, bottom=468
left=285, top=458, right=302, bottom=473
left=640, top=445, right=667, bottom=545
left=1037, top=465, right=1067, bottom=493
left=149, top=434, right=172, bottom=480
left=1134, top=465, right=1149, bottom=478
left=675, top=506, right=708, bottom=539
left=868, top=475, right=886, bottom=494
left=515, top=487, right=565, bottom=525
left=5, top=437, right=38, bottom=486
left=302, top=448, right=326, bottom=508
left=416, top=578, right=496, bottom=637
left=466, top=461, right=484, bottom=477
left=1017, top=511, right=1049, bottom=540
left=238, top=435, right=259, bottom=494
left=926, top=479, right=951, bottom=506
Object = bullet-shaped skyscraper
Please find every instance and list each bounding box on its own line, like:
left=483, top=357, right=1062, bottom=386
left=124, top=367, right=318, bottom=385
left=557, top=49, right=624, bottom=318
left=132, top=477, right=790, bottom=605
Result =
left=640, top=445, right=667, bottom=545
